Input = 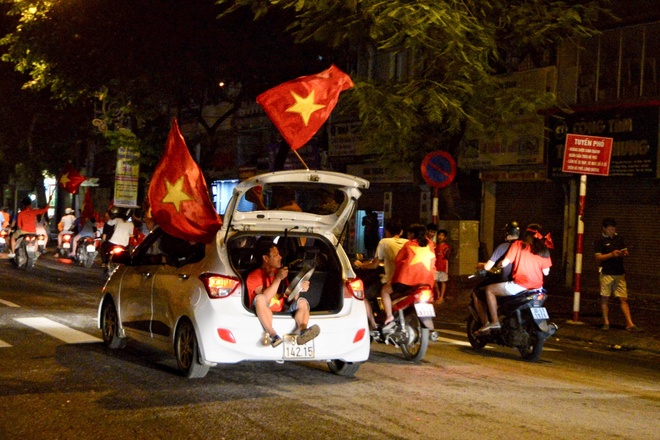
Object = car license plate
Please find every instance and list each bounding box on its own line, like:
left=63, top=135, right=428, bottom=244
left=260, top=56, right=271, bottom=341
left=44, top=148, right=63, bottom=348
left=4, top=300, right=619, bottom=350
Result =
left=530, top=307, right=549, bottom=320
left=86, top=245, right=96, bottom=252
left=414, top=302, right=436, bottom=318
left=283, top=334, right=315, bottom=359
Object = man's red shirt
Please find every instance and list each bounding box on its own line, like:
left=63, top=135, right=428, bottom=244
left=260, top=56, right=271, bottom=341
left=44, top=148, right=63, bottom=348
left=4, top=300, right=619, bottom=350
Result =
left=17, top=206, right=49, bottom=233
left=505, top=240, right=552, bottom=289
left=246, top=268, right=285, bottom=312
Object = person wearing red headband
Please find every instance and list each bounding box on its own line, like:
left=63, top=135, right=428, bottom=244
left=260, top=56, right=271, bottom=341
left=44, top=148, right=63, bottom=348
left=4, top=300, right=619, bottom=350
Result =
left=477, top=223, right=553, bottom=334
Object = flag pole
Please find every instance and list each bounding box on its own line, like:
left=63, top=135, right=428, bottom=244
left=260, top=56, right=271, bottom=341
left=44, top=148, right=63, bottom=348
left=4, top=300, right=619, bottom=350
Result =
left=292, top=149, right=309, bottom=170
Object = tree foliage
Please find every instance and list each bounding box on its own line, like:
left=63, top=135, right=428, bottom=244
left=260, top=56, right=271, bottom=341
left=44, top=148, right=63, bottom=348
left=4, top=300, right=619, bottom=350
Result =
left=218, top=0, right=608, bottom=167
left=0, top=0, right=328, bottom=172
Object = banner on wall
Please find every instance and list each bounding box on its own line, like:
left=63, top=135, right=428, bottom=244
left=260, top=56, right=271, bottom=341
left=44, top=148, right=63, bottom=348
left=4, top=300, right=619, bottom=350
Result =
left=114, top=146, right=140, bottom=207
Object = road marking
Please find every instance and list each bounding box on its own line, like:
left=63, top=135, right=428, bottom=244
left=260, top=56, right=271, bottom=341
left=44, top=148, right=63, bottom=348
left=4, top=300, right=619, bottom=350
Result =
left=0, top=298, right=20, bottom=308
left=0, top=339, right=11, bottom=348
left=435, top=329, right=561, bottom=352
left=14, top=317, right=102, bottom=344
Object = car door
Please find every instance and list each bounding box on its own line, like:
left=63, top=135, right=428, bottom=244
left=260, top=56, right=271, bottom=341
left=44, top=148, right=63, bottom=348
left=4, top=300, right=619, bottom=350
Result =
left=118, top=230, right=164, bottom=338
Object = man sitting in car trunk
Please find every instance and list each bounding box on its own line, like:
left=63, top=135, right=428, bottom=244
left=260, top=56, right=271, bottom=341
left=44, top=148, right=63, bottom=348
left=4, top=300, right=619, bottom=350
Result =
left=246, top=239, right=320, bottom=348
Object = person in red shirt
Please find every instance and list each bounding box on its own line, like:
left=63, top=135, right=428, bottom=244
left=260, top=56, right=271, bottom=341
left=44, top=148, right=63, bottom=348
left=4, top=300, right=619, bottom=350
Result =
left=381, top=224, right=436, bottom=331
left=9, top=196, right=51, bottom=257
left=246, top=239, right=320, bottom=348
left=434, top=229, right=451, bottom=304
left=478, top=223, right=553, bottom=333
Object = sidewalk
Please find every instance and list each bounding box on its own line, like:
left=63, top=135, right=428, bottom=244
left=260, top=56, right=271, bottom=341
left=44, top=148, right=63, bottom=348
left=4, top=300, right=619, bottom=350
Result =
left=433, top=276, right=660, bottom=355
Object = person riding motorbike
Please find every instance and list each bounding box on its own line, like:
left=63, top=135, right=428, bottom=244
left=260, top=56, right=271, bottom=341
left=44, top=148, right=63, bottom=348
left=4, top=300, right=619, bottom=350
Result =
left=71, top=215, right=97, bottom=257
left=100, top=207, right=134, bottom=267
left=8, top=196, right=51, bottom=258
left=381, top=223, right=436, bottom=331
left=57, top=207, right=77, bottom=255
left=353, top=218, right=407, bottom=330
left=472, top=221, right=520, bottom=326
left=478, top=223, right=553, bottom=334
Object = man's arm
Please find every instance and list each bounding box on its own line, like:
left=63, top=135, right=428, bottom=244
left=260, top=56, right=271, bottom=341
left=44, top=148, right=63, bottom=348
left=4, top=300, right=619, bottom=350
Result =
left=354, top=257, right=381, bottom=270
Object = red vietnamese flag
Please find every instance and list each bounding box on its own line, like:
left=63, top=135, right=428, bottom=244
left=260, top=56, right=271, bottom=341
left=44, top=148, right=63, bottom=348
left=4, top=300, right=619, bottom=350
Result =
left=80, top=187, right=95, bottom=225
left=148, top=118, right=222, bottom=243
left=256, top=65, right=353, bottom=150
left=59, top=162, right=86, bottom=194
left=392, top=240, right=436, bottom=287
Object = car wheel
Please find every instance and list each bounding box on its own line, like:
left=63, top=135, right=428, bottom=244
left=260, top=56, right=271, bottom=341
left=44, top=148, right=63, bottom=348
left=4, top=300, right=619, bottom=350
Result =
left=327, top=360, right=361, bottom=377
left=174, top=319, right=209, bottom=379
left=101, top=299, right=126, bottom=349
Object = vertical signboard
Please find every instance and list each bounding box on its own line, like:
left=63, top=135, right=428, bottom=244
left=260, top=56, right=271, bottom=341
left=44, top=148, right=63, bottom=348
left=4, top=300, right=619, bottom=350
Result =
left=562, top=134, right=613, bottom=175
left=114, top=146, right=140, bottom=207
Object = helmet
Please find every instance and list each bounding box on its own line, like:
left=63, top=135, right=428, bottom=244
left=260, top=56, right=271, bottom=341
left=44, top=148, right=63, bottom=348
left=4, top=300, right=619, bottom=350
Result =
left=505, top=221, right=520, bottom=238
left=65, top=207, right=74, bottom=214
left=109, top=206, right=123, bottom=219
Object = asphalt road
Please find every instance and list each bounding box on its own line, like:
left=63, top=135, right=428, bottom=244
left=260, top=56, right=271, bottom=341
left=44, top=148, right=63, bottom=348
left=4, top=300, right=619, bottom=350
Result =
left=0, top=256, right=658, bottom=440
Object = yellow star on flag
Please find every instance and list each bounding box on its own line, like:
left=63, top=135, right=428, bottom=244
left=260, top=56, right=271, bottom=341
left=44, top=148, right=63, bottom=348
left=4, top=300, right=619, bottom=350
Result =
left=59, top=173, right=71, bottom=186
left=409, top=245, right=435, bottom=271
left=285, top=90, right=326, bottom=125
left=162, top=176, right=193, bottom=213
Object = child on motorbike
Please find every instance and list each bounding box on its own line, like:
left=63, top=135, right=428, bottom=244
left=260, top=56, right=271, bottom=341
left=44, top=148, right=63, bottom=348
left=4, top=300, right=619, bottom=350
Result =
left=477, top=223, right=553, bottom=334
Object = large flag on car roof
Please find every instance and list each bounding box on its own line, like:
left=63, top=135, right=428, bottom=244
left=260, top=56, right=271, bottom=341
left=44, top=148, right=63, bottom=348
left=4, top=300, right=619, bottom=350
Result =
left=59, top=162, right=86, bottom=194
left=256, top=64, right=353, bottom=150
left=148, top=118, right=222, bottom=243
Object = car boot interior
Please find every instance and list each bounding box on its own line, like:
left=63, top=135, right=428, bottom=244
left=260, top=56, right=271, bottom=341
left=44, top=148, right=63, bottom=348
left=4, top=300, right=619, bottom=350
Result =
left=228, top=233, right=343, bottom=314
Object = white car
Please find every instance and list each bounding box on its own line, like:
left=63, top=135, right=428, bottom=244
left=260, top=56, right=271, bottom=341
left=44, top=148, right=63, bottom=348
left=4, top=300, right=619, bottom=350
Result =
left=98, top=170, right=371, bottom=378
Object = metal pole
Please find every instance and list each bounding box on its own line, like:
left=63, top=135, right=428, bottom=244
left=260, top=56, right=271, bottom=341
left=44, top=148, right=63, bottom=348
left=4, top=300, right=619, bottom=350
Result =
left=432, top=187, right=439, bottom=224
left=571, top=174, right=587, bottom=323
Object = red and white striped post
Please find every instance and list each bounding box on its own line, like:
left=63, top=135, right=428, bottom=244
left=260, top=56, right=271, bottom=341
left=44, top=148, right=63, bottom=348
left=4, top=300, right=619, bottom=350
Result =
left=572, top=174, right=588, bottom=323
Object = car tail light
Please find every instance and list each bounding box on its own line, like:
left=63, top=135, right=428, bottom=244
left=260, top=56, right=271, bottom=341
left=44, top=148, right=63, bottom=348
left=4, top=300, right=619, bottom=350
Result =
left=345, top=278, right=364, bottom=300
left=217, top=328, right=236, bottom=343
left=353, top=328, right=366, bottom=343
left=415, top=286, right=434, bottom=303
left=199, top=273, right=240, bottom=299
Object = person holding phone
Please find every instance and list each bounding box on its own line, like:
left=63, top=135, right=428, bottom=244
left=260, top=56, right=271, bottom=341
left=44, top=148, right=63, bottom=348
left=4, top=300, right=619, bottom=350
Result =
left=594, top=218, right=641, bottom=332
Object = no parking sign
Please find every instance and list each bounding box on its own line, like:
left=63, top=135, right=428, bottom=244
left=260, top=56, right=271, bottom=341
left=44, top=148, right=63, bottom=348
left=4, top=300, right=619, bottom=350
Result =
left=421, top=151, right=456, bottom=188
left=420, top=151, right=456, bottom=222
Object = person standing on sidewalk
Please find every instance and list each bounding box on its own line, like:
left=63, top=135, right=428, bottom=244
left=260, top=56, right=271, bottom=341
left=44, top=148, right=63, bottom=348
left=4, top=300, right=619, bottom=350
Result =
left=594, top=218, right=641, bottom=332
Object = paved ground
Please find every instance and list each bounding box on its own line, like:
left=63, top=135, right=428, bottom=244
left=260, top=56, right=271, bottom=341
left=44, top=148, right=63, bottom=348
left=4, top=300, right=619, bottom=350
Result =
left=433, top=276, right=660, bottom=354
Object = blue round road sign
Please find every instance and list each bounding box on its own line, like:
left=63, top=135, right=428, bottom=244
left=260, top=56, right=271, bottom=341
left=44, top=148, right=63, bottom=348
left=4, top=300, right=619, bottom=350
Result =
left=421, top=151, right=456, bottom=188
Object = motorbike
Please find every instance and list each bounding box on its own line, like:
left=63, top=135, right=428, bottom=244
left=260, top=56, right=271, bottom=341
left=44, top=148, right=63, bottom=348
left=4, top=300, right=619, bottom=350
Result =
left=466, top=269, right=558, bottom=361
left=13, top=233, right=47, bottom=270
left=58, top=231, right=74, bottom=258
left=357, top=267, right=437, bottom=362
left=0, top=228, right=9, bottom=253
left=104, top=243, right=128, bottom=276
left=75, top=236, right=99, bottom=268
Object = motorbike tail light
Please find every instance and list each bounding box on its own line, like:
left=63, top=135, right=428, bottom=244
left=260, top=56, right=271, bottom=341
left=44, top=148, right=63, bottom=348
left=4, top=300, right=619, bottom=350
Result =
left=63, top=234, right=71, bottom=242
left=415, top=286, right=434, bottom=303
left=199, top=273, right=240, bottom=299
left=110, top=246, right=125, bottom=255
left=0, top=230, right=7, bottom=238
left=532, top=292, right=546, bottom=307
left=345, top=278, right=364, bottom=300
left=25, top=235, right=36, bottom=243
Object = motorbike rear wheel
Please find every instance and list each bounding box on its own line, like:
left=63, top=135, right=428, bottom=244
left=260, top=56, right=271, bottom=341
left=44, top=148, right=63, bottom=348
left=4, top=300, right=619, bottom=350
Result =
left=517, top=321, right=545, bottom=361
left=14, top=246, right=28, bottom=270
left=466, top=315, right=488, bottom=350
left=400, top=313, right=429, bottom=362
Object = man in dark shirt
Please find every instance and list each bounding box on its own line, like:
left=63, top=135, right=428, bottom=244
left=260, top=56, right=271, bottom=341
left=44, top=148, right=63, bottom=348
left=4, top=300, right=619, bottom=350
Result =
left=594, top=218, right=640, bottom=332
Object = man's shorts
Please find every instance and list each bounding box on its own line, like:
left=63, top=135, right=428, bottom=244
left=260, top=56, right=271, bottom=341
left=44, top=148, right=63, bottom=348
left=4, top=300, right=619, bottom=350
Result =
left=435, top=271, right=448, bottom=283
left=252, top=295, right=307, bottom=314
left=599, top=274, right=628, bottom=298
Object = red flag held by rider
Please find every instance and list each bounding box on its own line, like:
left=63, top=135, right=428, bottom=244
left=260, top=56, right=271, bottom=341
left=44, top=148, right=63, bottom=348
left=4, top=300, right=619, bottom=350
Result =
left=80, top=187, right=95, bottom=225
left=148, top=118, right=222, bottom=243
left=256, top=65, right=353, bottom=150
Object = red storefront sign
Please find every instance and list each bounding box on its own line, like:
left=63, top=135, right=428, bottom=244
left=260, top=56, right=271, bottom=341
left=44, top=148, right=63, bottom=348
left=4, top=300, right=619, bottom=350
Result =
left=561, top=134, right=613, bottom=176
